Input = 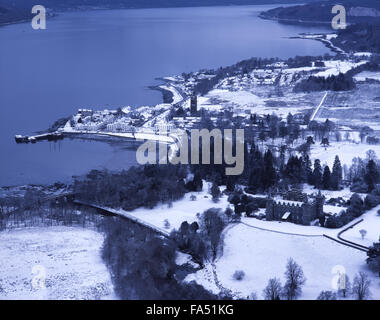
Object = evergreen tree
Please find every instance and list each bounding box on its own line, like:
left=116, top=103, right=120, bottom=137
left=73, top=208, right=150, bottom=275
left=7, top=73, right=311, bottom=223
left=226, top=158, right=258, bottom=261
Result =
left=321, top=137, right=329, bottom=148
left=226, top=176, right=236, bottom=193
left=365, top=160, right=379, bottom=192
left=322, top=166, right=331, bottom=190
left=367, top=239, right=380, bottom=276
left=284, top=156, right=303, bottom=184
left=259, top=130, right=266, bottom=145
left=210, top=182, right=221, bottom=203
left=306, top=136, right=315, bottom=145
left=347, top=193, right=364, bottom=218
left=279, top=145, right=287, bottom=173
left=263, top=150, right=277, bottom=190
left=287, top=113, right=294, bottom=126
left=302, top=155, right=313, bottom=184
left=269, top=114, right=279, bottom=141
left=331, top=155, right=343, bottom=190
left=279, top=122, right=288, bottom=140
left=312, top=159, right=323, bottom=188
left=248, top=149, right=263, bottom=193
left=243, top=140, right=249, bottom=177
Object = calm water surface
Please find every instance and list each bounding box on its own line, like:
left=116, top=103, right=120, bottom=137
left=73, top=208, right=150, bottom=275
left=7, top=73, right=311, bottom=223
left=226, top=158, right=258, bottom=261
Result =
left=0, top=5, right=331, bottom=186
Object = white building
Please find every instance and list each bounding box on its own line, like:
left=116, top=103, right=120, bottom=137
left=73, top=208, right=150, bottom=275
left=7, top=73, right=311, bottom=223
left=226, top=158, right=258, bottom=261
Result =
left=154, top=123, right=175, bottom=133
left=106, top=122, right=133, bottom=133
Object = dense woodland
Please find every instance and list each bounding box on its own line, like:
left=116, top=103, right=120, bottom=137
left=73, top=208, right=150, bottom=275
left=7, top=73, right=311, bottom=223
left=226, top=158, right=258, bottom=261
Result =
left=74, top=165, right=188, bottom=211
left=294, top=61, right=379, bottom=92
left=334, top=24, right=380, bottom=54
left=101, top=216, right=225, bottom=300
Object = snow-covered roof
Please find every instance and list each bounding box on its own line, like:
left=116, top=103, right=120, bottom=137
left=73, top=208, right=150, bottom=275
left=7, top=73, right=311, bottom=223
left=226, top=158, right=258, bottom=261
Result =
left=324, top=205, right=346, bottom=215
left=274, top=198, right=303, bottom=207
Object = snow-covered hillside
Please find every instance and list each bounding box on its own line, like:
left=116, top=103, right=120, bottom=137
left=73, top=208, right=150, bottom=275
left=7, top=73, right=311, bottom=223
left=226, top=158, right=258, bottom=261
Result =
left=310, top=141, right=380, bottom=168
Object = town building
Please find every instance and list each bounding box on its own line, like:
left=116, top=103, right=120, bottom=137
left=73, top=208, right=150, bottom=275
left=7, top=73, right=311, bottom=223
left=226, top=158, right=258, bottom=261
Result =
left=154, top=123, right=175, bottom=133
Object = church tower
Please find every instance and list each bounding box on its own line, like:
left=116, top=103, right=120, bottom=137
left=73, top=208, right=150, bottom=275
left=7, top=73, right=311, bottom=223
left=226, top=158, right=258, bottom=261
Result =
left=190, top=94, right=197, bottom=115
left=315, top=190, right=325, bottom=219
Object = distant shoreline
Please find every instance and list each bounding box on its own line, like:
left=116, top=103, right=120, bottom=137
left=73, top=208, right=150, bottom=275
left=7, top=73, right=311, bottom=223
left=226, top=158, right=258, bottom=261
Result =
left=0, top=3, right=297, bottom=29
left=258, top=13, right=333, bottom=26
left=0, top=13, right=57, bottom=29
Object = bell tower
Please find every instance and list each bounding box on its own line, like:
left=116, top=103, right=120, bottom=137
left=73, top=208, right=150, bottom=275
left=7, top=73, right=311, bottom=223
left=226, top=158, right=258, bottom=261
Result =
left=190, top=93, right=197, bottom=115
left=315, top=190, right=325, bottom=220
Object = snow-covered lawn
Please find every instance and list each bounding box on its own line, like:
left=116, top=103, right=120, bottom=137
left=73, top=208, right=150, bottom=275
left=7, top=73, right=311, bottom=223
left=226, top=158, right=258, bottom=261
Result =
left=0, top=227, right=115, bottom=300
left=202, top=89, right=313, bottom=118
left=340, top=205, right=380, bottom=248
left=207, top=89, right=264, bottom=106
left=188, top=223, right=380, bottom=300
left=354, top=71, right=380, bottom=82
left=241, top=217, right=325, bottom=236
left=314, top=61, right=367, bottom=79
left=310, top=141, right=380, bottom=168
left=126, top=184, right=230, bottom=233
left=302, top=184, right=365, bottom=202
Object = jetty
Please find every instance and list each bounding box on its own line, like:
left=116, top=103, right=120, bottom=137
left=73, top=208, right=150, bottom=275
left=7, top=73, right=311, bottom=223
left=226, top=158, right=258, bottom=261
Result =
left=15, top=132, right=64, bottom=144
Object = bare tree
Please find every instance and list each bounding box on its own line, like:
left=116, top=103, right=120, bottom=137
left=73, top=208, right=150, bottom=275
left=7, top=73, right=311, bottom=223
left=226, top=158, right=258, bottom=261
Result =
left=352, top=272, right=371, bottom=300
left=199, top=208, right=227, bottom=260
left=359, top=229, right=367, bottom=240
left=283, top=258, right=306, bottom=300
left=248, top=292, right=258, bottom=300
left=317, top=290, right=337, bottom=300
left=263, top=277, right=282, bottom=300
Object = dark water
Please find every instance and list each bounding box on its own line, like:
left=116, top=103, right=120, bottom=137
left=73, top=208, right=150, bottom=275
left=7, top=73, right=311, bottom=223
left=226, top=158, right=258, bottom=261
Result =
left=0, top=5, right=331, bottom=186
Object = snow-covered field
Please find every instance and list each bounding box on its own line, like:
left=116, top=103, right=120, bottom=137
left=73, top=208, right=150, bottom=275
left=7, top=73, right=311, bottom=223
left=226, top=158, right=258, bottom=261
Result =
left=310, top=141, right=380, bottom=168
left=302, top=184, right=365, bottom=202
left=207, top=89, right=264, bottom=107
left=354, top=71, right=380, bottom=82
left=126, top=183, right=230, bottom=232
left=202, top=89, right=314, bottom=118
left=341, top=205, right=380, bottom=247
left=188, top=222, right=380, bottom=300
left=314, top=61, right=367, bottom=78
left=0, top=227, right=115, bottom=300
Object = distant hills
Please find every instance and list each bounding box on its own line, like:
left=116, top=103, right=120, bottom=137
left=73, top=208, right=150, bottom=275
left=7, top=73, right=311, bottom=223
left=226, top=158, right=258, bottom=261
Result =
left=259, top=0, right=380, bottom=53
left=0, top=0, right=319, bottom=25
left=260, top=0, right=380, bottom=25
left=0, top=0, right=319, bottom=10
